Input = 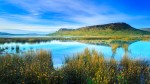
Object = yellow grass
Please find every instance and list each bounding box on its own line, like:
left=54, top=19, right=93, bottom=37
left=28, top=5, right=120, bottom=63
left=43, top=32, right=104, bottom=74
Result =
left=0, top=49, right=149, bottom=84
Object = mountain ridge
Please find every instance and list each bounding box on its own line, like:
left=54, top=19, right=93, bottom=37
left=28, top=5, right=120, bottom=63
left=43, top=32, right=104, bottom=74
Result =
left=140, top=28, right=150, bottom=32
left=0, top=32, right=41, bottom=35
left=50, top=22, right=150, bottom=36
left=0, top=32, right=12, bottom=35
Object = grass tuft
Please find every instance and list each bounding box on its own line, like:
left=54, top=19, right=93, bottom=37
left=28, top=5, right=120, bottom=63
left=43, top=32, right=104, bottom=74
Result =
left=0, top=49, right=149, bottom=84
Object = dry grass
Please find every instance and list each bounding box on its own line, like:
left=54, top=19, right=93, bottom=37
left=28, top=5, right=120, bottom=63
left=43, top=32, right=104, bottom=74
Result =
left=0, top=50, right=62, bottom=84
left=0, top=49, right=149, bottom=84
left=62, top=49, right=150, bottom=84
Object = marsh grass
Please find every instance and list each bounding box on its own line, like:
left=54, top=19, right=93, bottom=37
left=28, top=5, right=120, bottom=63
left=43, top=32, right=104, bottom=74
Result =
left=0, top=36, right=150, bottom=44
left=0, top=50, right=59, bottom=84
left=0, top=49, right=149, bottom=84
left=62, top=49, right=150, bottom=84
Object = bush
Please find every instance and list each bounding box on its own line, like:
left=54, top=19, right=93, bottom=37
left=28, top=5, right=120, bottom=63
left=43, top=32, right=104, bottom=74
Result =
left=0, top=49, right=149, bottom=84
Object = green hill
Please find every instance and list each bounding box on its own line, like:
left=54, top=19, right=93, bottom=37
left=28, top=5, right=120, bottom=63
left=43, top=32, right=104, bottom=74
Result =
left=49, top=22, right=150, bottom=36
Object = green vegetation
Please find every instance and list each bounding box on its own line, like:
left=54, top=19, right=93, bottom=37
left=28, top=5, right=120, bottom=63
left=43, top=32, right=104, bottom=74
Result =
left=0, top=50, right=57, bottom=84
left=50, top=23, right=150, bottom=36
left=0, top=35, right=150, bottom=44
left=0, top=49, right=149, bottom=84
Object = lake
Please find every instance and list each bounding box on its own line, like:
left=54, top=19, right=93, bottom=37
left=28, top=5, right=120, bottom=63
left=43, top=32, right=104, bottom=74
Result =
left=0, top=35, right=49, bottom=38
left=0, top=40, right=150, bottom=68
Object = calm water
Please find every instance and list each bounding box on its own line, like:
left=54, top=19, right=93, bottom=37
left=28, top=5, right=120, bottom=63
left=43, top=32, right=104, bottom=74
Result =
left=0, top=40, right=150, bottom=67
left=0, top=35, right=48, bottom=38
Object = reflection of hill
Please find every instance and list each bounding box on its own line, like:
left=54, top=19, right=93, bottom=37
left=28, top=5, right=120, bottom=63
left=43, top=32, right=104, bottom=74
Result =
left=110, top=40, right=138, bottom=48
left=77, top=40, right=138, bottom=48
left=77, top=40, right=138, bottom=59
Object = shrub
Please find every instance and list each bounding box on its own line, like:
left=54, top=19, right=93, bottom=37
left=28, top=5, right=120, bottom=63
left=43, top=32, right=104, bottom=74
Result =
left=0, top=49, right=149, bottom=84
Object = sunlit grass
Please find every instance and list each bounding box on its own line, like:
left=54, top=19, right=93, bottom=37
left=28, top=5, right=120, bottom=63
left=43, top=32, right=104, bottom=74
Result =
left=0, top=50, right=57, bottom=84
left=62, top=49, right=150, bottom=84
left=0, top=49, right=149, bottom=84
left=0, top=36, right=150, bottom=44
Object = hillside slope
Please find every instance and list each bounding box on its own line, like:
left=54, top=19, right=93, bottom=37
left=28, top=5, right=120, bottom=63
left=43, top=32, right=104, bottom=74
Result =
left=0, top=32, right=12, bottom=35
left=140, top=28, right=150, bottom=32
left=50, top=22, right=150, bottom=36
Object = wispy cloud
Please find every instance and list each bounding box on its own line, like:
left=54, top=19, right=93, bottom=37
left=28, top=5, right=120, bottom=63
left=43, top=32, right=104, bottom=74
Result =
left=70, top=14, right=149, bottom=25
left=7, top=0, right=101, bottom=16
left=0, top=18, right=82, bottom=34
left=0, top=0, right=149, bottom=33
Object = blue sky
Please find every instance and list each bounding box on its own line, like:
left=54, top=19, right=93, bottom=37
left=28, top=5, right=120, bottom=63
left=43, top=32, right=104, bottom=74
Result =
left=0, top=0, right=150, bottom=34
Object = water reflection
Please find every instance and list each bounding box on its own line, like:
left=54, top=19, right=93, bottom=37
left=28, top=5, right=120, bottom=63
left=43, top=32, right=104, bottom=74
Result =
left=16, top=45, right=20, bottom=53
left=0, top=40, right=150, bottom=67
left=111, top=43, right=129, bottom=59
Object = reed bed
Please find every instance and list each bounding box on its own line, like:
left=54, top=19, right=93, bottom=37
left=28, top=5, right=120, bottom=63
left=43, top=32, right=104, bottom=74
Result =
left=0, top=36, right=150, bottom=43
left=0, top=49, right=149, bottom=84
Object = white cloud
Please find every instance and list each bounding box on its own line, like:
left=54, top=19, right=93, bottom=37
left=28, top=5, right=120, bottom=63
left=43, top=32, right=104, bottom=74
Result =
left=69, top=14, right=148, bottom=25
left=1, top=0, right=149, bottom=34
left=0, top=18, right=82, bottom=34
left=7, top=0, right=111, bottom=17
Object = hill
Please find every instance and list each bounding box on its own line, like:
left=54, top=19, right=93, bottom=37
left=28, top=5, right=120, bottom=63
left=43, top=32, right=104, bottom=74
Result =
left=0, top=32, right=12, bottom=35
left=50, top=22, right=150, bottom=36
left=140, top=28, right=150, bottom=32
left=0, top=32, right=41, bottom=36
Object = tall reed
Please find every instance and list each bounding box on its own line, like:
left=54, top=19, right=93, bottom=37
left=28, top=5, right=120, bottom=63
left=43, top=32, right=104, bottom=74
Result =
left=0, top=49, right=149, bottom=84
